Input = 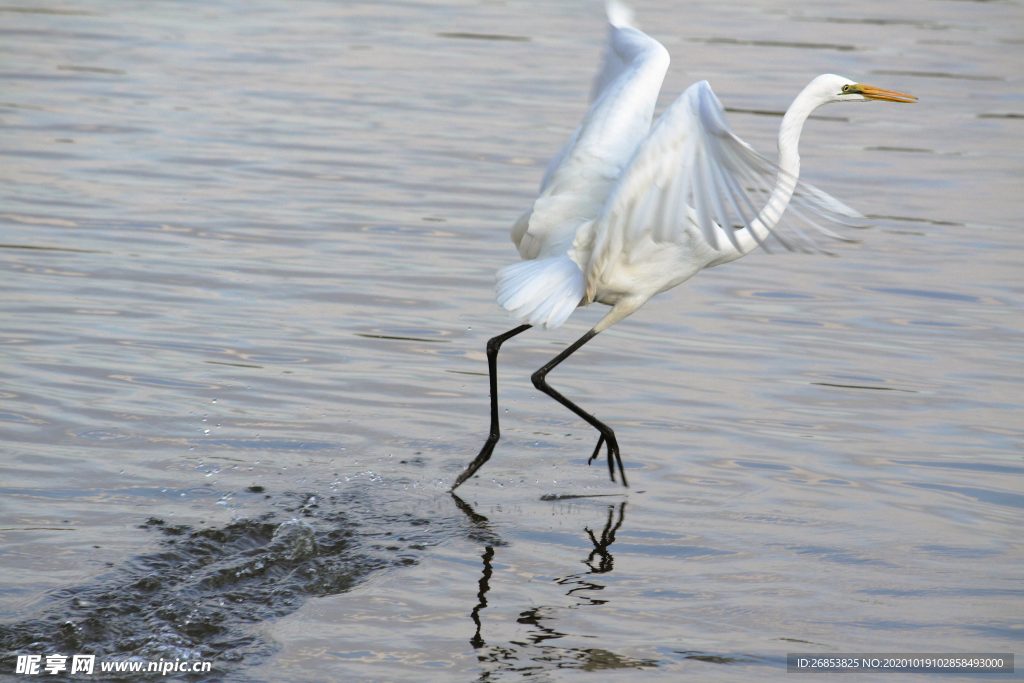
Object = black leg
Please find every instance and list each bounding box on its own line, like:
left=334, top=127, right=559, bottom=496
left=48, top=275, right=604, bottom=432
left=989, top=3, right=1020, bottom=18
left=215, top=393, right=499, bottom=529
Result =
left=530, top=329, right=628, bottom=486
left=451, top=324, right=532, bottom=491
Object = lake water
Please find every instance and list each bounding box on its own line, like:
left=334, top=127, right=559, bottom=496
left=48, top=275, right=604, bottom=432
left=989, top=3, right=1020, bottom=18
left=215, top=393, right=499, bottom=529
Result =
left=1, top=0, right=1021, bottom=680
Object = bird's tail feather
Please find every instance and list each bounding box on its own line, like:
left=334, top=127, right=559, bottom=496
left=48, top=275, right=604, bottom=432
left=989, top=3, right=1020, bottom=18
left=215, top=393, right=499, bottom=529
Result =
left=495, top=254, right=584, bottom=330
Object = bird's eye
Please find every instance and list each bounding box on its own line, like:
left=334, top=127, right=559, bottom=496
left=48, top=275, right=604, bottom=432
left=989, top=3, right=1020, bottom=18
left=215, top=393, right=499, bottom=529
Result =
left=842, top=85, right=851, bottom=93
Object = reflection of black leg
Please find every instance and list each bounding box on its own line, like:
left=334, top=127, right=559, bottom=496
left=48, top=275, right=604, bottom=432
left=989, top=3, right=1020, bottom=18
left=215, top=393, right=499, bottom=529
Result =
left=450, top=491, right=489, bottom=526
left=450, top=491, right=504, bottom=547
left=583, top=502, right=627, bottom=573
left=469, top=546, right=494, bottom=649
left=530, top=329, right=628, bottom=486
left=452, top=324, right=532, bottom=491
left=449, top=493, right=503, bottom=649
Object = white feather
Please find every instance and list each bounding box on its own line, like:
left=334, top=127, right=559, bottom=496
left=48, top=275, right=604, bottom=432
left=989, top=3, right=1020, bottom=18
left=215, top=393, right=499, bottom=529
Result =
left=576, top=80, right=862, bottom=303
left=501, top=8, right=884, bottom=333
left=519, top=13, right=669, bottom=262
left=495, top=254, right=584, bottom=330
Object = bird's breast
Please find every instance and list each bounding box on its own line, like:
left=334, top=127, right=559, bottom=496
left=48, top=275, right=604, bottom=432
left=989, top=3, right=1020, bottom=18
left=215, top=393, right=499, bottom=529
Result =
left=589, top=233, right=718, bottom=306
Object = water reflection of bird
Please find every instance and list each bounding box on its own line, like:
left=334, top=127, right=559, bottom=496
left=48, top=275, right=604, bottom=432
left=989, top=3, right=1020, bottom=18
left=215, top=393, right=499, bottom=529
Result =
left=581, top=502, right=626, bottom=574
left=450, top=492, right=503, bottom=649
left=451, top=1, right=916, bottom=491
left=453, top=494, right=636, bottom=672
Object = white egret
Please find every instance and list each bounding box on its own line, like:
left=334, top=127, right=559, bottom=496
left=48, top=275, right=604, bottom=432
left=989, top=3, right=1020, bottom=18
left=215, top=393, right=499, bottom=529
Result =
left=451, top=2, right=916, bottom=490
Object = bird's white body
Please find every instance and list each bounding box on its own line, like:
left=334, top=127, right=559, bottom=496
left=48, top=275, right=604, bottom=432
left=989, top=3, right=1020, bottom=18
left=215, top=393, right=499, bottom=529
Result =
left=450, top=1, right=914, bottom=491
left=495, top=3, right=908, bottom=334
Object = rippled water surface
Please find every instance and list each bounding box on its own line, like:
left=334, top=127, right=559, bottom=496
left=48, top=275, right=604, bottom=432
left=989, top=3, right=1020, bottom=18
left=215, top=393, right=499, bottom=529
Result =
left=1, top=0, right=1022, bottom=680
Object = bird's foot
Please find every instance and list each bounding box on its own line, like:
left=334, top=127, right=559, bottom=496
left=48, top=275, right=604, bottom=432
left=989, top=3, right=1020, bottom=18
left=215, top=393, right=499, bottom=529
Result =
left=451, top=433, right=499, bottom=491
left=587, top=432, right=627, bottom=487
left=604, top=432, right=624, bottom=486
left=587, top=435, right=605, bottom=466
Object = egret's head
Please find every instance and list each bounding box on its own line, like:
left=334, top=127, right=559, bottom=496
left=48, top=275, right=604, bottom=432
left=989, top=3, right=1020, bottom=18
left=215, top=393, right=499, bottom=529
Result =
left=836, top=81, right=918, bottom=103
left=808, top=74, right=917, bottom=105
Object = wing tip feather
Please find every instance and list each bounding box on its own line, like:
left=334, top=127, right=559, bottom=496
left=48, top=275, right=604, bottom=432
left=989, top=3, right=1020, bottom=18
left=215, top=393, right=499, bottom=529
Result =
left=606, top=0, right=636, bottom=28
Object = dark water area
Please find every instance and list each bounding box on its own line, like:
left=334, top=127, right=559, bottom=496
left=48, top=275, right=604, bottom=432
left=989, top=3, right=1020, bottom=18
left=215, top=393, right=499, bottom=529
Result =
left=2, top=0, right=1022, bottom=680
left=0, top=488, right=445, bottom=679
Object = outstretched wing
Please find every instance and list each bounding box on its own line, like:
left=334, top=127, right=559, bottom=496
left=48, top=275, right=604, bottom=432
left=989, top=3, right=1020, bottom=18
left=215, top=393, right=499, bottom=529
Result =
left=576, top=80, right=861, bottom=299
left=536, top=2, right=641, bottom=196
left=514, top=6, right=670, bottom=261
left=589, top=0, right=639, bottom=102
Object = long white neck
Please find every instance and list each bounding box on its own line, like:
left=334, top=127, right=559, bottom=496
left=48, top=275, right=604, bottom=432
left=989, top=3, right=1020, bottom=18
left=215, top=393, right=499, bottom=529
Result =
left=708, top=80, right=828, bottom=264
left=757, top=84, right=821, bottom=232
left=778, top=93, right=815, bottom=179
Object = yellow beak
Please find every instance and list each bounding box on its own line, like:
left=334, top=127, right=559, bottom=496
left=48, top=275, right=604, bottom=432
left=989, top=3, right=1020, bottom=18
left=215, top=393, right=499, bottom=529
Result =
left=852, top=84, right=917, bottom=103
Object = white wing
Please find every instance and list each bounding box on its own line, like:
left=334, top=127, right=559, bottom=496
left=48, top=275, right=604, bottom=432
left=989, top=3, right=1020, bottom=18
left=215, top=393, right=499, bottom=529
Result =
left=514, top=9, right=670, bottom=261
left=589, top=0, right=639, bottom=102
left=537, top=2, right=641, bottom=196
left=577, top=80, right=861, bottom=298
